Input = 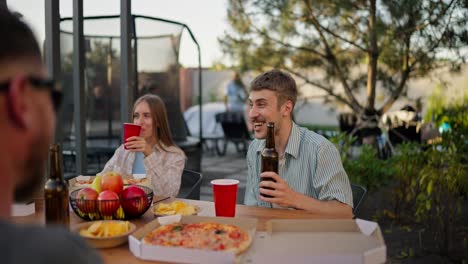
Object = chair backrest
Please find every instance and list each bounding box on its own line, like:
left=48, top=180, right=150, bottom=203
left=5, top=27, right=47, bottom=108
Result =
left=351, top=183, right=367, bottom=216
left=215, top=112, right=250, bottom=140
left=177, top=169, right=203, bottom=200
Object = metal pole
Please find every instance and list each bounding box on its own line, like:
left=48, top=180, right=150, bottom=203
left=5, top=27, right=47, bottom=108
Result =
left=44, top=0, right=61, bottom=142
left=132, top=15, right=139, bottom=98
left=107, top=37, right=113, bottom=139
left=120, top=0, right=133, bottom=129
left=0, top=0, right=7, bottom=10
left=44, top=0, right=61, bottom=90
left=198, top=47, right=202, bottom=144
left=72, top=0, right=87, bottom=175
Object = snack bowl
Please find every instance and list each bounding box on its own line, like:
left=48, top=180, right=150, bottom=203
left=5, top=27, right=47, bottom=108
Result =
left=69, top=185, right=153, bottom=221
left=72, top=220, right=136, bottom=248
left=152, top=200, right=201, bottom=217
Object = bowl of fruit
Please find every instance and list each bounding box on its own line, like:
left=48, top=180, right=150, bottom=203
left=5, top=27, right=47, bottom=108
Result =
left=69, top=172, right=153, bottom=220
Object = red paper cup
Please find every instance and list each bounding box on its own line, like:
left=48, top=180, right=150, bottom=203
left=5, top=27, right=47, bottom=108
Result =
left=123, top=123, right=142, bottom=150
left=211, top=179, right=239, bottom=217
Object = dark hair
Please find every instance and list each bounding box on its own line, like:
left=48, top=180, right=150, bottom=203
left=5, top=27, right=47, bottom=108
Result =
left=0, top=8, right=42, bottom=64
left=250, top=69, right=298, bottom=107
left=133, top=94, right=176, bottom=151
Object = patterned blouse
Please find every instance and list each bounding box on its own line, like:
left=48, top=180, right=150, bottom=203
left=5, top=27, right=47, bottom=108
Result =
left=101, top=143, right=186, bottom=197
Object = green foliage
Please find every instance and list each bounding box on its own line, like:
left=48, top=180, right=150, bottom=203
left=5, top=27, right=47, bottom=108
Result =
left=329, top=132, right=356, bottom=164
left=433, top=97, right=468, bottom=162
left=331, top=101, right=467, bottom=256
left=344, top=145, right=395, bottom=192
left=424, top=83, right=447, bottom=123
left=390, top=102, right=467, bottom=255
left=388, top=143, right=426, bottom=222
left=415, top=145, right=467, bottom=255
left=330, top=133, right=394, bottom=192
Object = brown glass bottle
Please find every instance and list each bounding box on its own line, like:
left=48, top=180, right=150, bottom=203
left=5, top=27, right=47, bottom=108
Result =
left=44, top=144, right=70, bottom=227
left=261, top=122, right=278, bottom=198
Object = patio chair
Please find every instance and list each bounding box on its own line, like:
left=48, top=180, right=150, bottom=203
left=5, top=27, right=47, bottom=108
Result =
left=214, top=111, right=251, bottom=156
left=177, top=169, right=203, bottom=200
left=351, top=183, right=367, bottom=216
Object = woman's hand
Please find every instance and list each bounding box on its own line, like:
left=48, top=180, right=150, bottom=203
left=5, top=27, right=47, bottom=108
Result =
left=125, top=136, right=153, bottom=157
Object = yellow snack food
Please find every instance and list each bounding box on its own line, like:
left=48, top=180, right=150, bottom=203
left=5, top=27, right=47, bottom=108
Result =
left=154, top=201, right=197, bottom=216
left=79, top=221, right=131, bottom=238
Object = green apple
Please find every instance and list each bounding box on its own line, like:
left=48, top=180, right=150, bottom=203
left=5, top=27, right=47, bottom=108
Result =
left=92, top=174, right=102, bottom=193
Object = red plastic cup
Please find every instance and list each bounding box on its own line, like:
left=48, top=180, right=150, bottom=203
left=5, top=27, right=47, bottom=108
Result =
left=211, top=179, right=239, bottom=217
left=123, top=123, right=142, bottom=150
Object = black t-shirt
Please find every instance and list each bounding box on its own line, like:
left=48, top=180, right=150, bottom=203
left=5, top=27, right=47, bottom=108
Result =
left=0, top=220, right=102, bottom=264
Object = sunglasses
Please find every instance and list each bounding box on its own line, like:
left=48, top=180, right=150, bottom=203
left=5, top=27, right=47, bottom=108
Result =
left=0, top=76, right=63, bottom=112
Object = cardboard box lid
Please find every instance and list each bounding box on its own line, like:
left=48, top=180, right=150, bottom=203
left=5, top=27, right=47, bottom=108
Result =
left=129, top=215, right=258, bottom=264
left=244, top=218, right=386, bottom=264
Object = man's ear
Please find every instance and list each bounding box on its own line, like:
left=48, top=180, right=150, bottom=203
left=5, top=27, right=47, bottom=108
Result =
left=6, top=76, right=28, bottom=129
left=282, top=100, right=294, bottom=117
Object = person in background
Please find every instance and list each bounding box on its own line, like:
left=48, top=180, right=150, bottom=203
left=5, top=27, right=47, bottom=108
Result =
left=223, top=71, right=252, bottom=131
left=244, top=69, right=353, bottom=218
left=101, top=94, right=186, bottom=197
left=0, top=8, right=102, bottom=264
left=224, top=71, right=247, bottom=113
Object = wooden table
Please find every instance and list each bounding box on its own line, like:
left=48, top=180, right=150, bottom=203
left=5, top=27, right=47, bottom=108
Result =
left=11, top=198, right=340, bottom=264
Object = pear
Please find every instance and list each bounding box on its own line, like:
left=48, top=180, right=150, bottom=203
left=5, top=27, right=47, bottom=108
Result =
left=91, top=175, right=102, bottom=193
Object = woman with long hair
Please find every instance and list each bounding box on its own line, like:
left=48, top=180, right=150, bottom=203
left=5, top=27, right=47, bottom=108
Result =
left=101, top=94, right=186, bottom=197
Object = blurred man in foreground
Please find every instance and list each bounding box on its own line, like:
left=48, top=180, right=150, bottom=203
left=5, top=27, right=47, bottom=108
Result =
left=0, top=8, right=102, bottom=264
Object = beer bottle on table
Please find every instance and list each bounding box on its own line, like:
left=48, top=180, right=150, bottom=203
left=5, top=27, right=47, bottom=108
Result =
left=261, top=122, right=278, bottom=198
left=44, top=144, right=70, bottom=227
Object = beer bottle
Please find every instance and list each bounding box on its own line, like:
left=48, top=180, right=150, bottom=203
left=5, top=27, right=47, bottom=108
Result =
left=44, top=144, right=70, bottom=227
left=261, top=122, right=278, bottom=198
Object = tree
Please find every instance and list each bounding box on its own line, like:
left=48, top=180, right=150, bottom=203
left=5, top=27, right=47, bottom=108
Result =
left=220, top=0, right=467, bottom=118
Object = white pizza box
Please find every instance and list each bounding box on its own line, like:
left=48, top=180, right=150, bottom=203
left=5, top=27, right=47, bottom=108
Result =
left=243, top=218, right=386, bottom=264
left=128, top=215, right=258, bottom=264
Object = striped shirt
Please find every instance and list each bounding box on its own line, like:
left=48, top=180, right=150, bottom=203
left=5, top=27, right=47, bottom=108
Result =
left=244, top=122, right=353, bottom=208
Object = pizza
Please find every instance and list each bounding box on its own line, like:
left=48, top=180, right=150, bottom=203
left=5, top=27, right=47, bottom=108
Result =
left=143, top=222, right=251, bottom=255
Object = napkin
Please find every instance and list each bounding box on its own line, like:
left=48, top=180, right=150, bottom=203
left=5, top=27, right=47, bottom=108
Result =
left=11, top=202, right=35, bottom=216
left=157, top=214, right=182, bottom=225
left=356, top=218, right=378, bottom=236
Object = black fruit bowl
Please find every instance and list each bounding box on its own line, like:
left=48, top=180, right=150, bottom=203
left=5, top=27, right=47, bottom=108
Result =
left=69, top=185, right=153, bottom=221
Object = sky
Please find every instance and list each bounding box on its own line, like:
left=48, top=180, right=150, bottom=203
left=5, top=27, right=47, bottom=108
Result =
left=6, top=0, right=230, bottom=68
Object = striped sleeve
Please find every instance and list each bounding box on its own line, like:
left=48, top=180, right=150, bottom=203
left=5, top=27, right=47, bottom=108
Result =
left=313, top=141, right=353, bottom=207
left=244, top=142, right=258, bottom=206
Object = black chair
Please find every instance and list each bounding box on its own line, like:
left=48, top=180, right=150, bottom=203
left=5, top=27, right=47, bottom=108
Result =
left=351, top=183, right=367, bottom=216
left=177, top=169, right=203, bottom=200
left=214, top=111, right=251, bottom=156
left=338, top=113, right=358, bottom=135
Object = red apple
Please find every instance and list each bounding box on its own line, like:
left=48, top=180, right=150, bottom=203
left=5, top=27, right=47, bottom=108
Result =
left=121, top=185, right=148, bottom=217
left=76, top=187, right=98, bottom=213
left=100, top=171, right=124, bottom=195
left=97, top=190, right=120, bottom=216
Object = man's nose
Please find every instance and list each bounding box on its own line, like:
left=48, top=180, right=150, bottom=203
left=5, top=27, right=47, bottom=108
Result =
left=248, top=106, right=257, bottom=119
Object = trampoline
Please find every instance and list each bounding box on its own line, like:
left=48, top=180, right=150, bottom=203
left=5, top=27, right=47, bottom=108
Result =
left=59, top=15, right=202, bottom=175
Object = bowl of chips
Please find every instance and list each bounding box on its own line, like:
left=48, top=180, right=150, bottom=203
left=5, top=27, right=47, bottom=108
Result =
left=153, top=200, right=199, bottom=217
left=72, top=220, right=136, bottom=248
